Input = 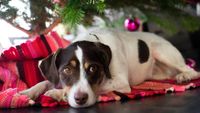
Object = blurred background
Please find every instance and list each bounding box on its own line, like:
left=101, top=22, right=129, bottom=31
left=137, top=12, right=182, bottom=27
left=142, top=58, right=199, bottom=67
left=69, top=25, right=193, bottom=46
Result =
left=0, top=0, right=200, bottom=68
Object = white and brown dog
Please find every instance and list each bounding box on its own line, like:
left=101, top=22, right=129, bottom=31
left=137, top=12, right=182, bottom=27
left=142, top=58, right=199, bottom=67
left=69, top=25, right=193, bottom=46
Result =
left=20, top=29, right=199, bottom=108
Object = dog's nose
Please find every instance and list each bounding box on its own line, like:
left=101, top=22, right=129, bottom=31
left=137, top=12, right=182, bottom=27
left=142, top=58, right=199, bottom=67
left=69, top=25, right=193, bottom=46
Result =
left=74, top=92, right=88, bottom=105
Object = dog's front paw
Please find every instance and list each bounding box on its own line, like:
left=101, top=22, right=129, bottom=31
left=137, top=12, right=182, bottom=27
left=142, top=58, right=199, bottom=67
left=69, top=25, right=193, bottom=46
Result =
left=44, top=89, right=67, bottom=102
left=19, top=89, right=37, bottom=100
left=176, top=70, right=199, bottom=83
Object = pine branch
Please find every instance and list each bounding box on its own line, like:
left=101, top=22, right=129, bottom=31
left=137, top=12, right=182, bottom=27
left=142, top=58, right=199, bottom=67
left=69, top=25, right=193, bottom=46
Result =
left=57, top=0, right=106, bottom=28
left=95, top=0, right=106, bottom=13
left=61, top=5, right=85, bottom=28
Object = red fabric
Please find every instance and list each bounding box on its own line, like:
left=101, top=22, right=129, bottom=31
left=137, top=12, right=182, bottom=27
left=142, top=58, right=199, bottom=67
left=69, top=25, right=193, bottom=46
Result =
left=0, top=61, right=19, bottom=76
left=31, top=36, right=48, bottom=58
left=22, top=60, right=44, bottom=87
left=0, top=65, right=27, bottom=91
left=0, top=81, right=3, bottom=91
left=0, top=88, right=30, bottom=108
left=21, top=42, right=32, bottom=59
left=2, top=47, right=20, bottom=60
left=50, top=31, right=65, bottom=48
left=40, top=95, right=68, bottom=107
left=26, top=40, right=38, bottom=58
left=0, top=63, right=29, bottom=108
left=45, top=35, right=59, bottom=52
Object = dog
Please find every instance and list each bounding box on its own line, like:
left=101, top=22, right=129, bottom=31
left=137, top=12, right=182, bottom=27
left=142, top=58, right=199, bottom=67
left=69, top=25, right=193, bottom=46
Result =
left=20, top=29, right=199, bottom=108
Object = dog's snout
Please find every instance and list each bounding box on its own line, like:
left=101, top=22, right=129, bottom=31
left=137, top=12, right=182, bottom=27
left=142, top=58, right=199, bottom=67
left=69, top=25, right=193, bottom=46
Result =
left=74, top=92, right=88, bottom=105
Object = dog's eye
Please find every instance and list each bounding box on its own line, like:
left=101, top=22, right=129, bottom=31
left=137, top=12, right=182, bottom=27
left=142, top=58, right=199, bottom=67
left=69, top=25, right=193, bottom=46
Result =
left=88, top=65, right=98, bottom=73
left=63, top=67, right=72, bottom=74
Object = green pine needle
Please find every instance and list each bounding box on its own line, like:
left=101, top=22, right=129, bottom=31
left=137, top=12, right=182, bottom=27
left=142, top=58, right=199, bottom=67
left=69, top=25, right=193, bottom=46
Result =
left=58, top=0, right=106, bottom=28
left=96, top=1, right=106, bottom=13
left=61, top=6, right=85, bottom=28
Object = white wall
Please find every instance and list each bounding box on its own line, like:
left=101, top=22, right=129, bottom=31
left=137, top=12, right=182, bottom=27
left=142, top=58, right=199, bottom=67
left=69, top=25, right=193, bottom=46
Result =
left=0, top=19, right=28, bottom=49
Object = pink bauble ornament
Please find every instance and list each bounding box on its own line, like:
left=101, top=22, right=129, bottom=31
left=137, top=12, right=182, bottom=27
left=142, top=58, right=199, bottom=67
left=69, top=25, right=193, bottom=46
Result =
left=124, top=18, right=141, bottom=31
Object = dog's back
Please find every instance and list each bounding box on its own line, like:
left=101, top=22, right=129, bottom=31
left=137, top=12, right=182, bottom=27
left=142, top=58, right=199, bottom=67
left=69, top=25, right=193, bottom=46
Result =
left=74, top=29, right=175, bottom=85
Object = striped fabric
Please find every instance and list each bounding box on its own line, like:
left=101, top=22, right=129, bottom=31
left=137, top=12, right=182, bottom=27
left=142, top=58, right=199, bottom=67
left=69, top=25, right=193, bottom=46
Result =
left=0, top=31, right=70, bottom=108
left=1, top=31, right=70, bottom=61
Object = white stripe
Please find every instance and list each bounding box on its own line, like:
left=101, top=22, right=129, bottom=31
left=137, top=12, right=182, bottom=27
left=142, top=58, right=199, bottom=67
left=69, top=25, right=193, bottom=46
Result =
left=68, top=46, right=96, bottom=108
left=75, top=46, right=85, bottom=81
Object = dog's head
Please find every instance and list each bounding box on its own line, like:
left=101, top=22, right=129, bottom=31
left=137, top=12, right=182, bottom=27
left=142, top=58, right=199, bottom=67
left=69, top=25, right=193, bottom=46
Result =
left=39, top=41, right=112, bottom=108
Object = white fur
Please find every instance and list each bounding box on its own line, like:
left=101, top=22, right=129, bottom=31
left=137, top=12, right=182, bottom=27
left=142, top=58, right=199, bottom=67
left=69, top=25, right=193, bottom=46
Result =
left=68, top=46, right=96, bottom=108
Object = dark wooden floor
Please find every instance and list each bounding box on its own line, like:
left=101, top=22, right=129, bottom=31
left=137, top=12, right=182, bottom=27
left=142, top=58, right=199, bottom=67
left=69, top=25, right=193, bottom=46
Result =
left=1, top=88, right=200, bottom=113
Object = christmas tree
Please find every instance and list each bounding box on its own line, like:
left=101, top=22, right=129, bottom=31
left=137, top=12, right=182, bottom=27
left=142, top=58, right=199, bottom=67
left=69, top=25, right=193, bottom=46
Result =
left=0, top=0, right=200, bottom=36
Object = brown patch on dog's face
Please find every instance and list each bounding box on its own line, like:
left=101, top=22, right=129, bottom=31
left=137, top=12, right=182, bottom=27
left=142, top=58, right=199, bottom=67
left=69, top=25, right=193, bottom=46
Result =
left=83, top=61, right=104, bottom=86
left=59, top=59, right=79, bottom=86
left=70, top=60, right=77, bottom=67
left=83, top=61, right=105, bottom=85
left=59, top=58, right=80, bottom=86
left=84, top=62, right=90, bottom=69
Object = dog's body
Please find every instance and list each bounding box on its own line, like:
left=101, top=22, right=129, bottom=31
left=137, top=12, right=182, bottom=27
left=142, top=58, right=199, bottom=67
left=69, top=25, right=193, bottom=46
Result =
left=74, top=29, right=198, bottom=92
left=20, top=29, right=199, bottom=108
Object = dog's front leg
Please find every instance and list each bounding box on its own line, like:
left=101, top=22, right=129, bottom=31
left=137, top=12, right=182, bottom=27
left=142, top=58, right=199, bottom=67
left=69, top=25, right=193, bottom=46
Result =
left=100, top=53, right=131, bottom=94
left=44, top=87, right=69, bottom=102
left=100, top=77, right=131, bottom=94
left=19, top=80, right=53, bottom=100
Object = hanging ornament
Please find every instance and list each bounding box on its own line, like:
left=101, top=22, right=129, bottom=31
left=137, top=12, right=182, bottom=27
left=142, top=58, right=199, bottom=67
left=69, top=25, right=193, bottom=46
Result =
left=124, top=17, right=141, bottom=31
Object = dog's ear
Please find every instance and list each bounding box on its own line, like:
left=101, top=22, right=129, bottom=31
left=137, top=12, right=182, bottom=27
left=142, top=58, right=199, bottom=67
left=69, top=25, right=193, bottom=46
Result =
left=39, top=49, right=62, bottom=85
left=97, top=43, right=112, bottom=79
